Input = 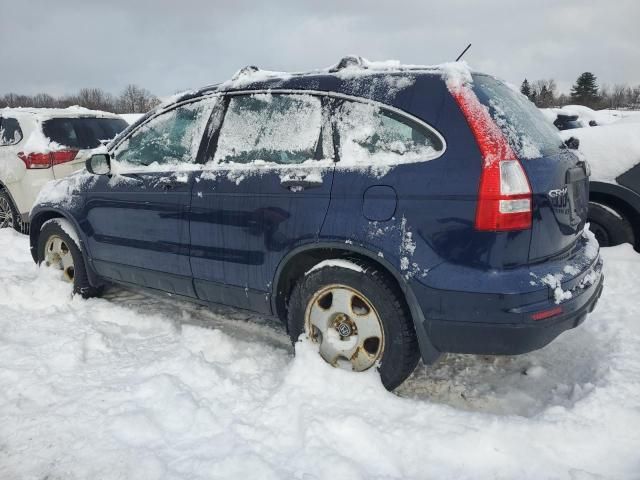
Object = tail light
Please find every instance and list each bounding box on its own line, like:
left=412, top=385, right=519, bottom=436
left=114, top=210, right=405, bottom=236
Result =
left=18, top=150, right=78, bottom=169
left=450, top=87, right=532, bottom=231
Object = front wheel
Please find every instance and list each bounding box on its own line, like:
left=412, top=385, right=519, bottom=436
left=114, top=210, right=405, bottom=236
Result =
left=37, top=219, right=102, bottom=298
left=287, top=259, right=420, bottom=390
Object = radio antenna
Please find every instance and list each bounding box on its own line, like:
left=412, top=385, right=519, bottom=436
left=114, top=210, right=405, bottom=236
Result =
left=455, top=43, right=472, bottom=62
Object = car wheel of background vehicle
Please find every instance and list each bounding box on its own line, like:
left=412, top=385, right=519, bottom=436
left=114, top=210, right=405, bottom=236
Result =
left=588, top=202, right=635, bottom=247
left=287, top=259, right=420, bottom=390
left=37, top=220, right=103, bottom=299
left=0, top=189, right=27, bottom=234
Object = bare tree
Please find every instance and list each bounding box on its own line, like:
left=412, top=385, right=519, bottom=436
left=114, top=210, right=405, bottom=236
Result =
left=74, top=88, right=116, bottom=111
left=531, top=79, right=557, bottom=107
left=116, top=84, right=160, bottom=113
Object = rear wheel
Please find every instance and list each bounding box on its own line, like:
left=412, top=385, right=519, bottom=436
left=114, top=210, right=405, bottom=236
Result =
left=588, top=202, right=635, bottom=247
left=0, top=190, right=27, bottom=234
left=37, top=220, right=103, bottom=298
left=287, top=259, right=420, bottom=390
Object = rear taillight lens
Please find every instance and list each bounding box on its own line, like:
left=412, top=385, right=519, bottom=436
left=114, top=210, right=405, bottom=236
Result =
left=450, top=88, right=532, bottom=231
left=18, top=150, right=78, bottom=169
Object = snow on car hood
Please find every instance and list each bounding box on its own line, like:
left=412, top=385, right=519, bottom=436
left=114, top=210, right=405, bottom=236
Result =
left=561, top=122, right=640, bottom=182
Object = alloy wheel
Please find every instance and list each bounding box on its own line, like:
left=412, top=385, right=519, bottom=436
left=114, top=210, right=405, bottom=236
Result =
left=44, top=235, right=75, bottom=283
left=0, top=196, right=14, bottom=229
left=305, top=284, right=385, bottom=371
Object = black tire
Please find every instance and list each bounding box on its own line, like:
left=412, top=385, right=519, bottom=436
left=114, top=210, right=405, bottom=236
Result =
left=287, top=259, right=420, bottom=390
left=37, top=220, right=103, bottom=299
left=0, top=189, right=28, bottom=234
left=588, top=202, right=635, bottom=247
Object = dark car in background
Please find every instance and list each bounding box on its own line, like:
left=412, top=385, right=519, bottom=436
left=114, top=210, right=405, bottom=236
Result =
left=28, top=58, right=603, bottom=389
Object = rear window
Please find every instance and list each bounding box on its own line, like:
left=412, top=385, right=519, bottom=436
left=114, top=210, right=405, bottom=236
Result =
left=42, top=117, right=128, bottom=149
left=471, top=74, right=564, bottom=158
left=0, top=117, right=23, bottom=146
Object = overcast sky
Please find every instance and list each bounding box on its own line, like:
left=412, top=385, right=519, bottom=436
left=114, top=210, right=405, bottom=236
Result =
left=1, top=0, right=638, bottom=97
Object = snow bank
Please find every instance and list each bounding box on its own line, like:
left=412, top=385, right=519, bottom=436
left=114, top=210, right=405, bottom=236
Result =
left=560, top=122, right=640, bottom=182
left=1, top=228, right=639, bottom=478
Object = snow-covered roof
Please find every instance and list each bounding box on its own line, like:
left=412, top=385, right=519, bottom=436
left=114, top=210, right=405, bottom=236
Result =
left=1, top=106, right=121, bottom=119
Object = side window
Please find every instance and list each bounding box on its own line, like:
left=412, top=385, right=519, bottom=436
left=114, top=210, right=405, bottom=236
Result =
left=0, top=118, right=23, bottom=146
left=334, top=100, right=443, bottom=164
left=114, top=98, right=215, bottom=168
left=213, top=93, right=324, bottom=165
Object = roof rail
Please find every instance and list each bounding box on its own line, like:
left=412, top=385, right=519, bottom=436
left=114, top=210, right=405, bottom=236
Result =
left=329, top=55, right=366, bottom=72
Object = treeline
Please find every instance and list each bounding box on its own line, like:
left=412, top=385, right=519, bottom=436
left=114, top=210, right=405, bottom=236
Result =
left=0, top=84, right=160, bottom=114
left=521, top=72, right=640, bottom=110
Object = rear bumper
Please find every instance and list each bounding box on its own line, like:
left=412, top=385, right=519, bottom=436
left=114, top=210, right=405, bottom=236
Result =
left=426, top=271, right=603, bottom=355
left=411, top=238, right=604, bottom=357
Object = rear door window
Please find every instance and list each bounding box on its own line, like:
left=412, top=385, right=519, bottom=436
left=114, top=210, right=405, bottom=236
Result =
left=114, top=99, right=215, bottom=168
left=0, top=118, right=23, bottom=146
left=42, top=117, right=128, bottom=149
left=334, top=100, right=443, bottom=166
left=213, top=93, right=324, bottom=165
left=471, top=74, right=564, bottom=158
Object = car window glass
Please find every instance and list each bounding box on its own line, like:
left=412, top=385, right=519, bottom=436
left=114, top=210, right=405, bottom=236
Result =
left=335, top=101, right=443, bottom=165
left=213, top=93, right=323, bottom=165
left=0, top=118, right=23, bottom=146
left=472, top=74, right=563, bottom=157
left=43, top=117, right=127, bottom=149
left=114, top=98, right=215, bottom=169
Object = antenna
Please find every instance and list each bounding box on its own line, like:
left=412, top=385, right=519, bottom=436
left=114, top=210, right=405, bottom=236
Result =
left=455, top=43, right=472, bottom=62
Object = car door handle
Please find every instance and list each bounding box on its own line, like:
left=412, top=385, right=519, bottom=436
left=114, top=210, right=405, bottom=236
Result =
left=156, top=178, right=178, bottom=190
left=280, top=177, right=323, bottom=192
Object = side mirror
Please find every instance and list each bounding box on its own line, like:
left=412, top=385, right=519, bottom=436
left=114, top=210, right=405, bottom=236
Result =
left=86, top=153, right=111, bottom=175
left=588, top=120, right=597, bottom=127
left=564, top=137, right=580, bottom=150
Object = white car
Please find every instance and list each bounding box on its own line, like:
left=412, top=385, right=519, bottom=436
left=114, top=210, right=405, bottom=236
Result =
left=0, top=107, right=128, bottom=232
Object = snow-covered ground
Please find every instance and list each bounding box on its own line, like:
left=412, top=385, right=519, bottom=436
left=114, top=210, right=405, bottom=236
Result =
left=0, top=228, right=639, bottom=479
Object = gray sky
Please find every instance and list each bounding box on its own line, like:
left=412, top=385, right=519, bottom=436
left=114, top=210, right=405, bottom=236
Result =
left=1, top=0, right=638, bottom=97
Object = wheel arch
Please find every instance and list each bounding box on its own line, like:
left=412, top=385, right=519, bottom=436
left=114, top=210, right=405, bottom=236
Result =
left=29, top=208, right=103, bottom=287
left=589, top=181, right=640, bottom=249
left=271, top=242, right=441, bottom=364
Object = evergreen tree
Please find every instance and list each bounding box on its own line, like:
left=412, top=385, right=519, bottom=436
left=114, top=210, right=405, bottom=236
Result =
left=570, top=72, right=600, bottom=107
left=520, top=79, right=532, bottom=99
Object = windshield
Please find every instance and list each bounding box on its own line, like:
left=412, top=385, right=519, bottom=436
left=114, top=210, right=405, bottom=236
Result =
left=472, top=74, right=564, bottom=158
left=43, top=117, right=128, bottom=149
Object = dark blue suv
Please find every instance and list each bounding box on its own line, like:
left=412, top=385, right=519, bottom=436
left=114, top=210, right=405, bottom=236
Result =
left=30, top=58, right=604, bottom=389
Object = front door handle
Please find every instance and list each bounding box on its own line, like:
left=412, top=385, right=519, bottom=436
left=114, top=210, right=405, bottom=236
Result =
left=280, top=176, right=323, bottom=192
left=156, top=178, right=178, bottom=190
